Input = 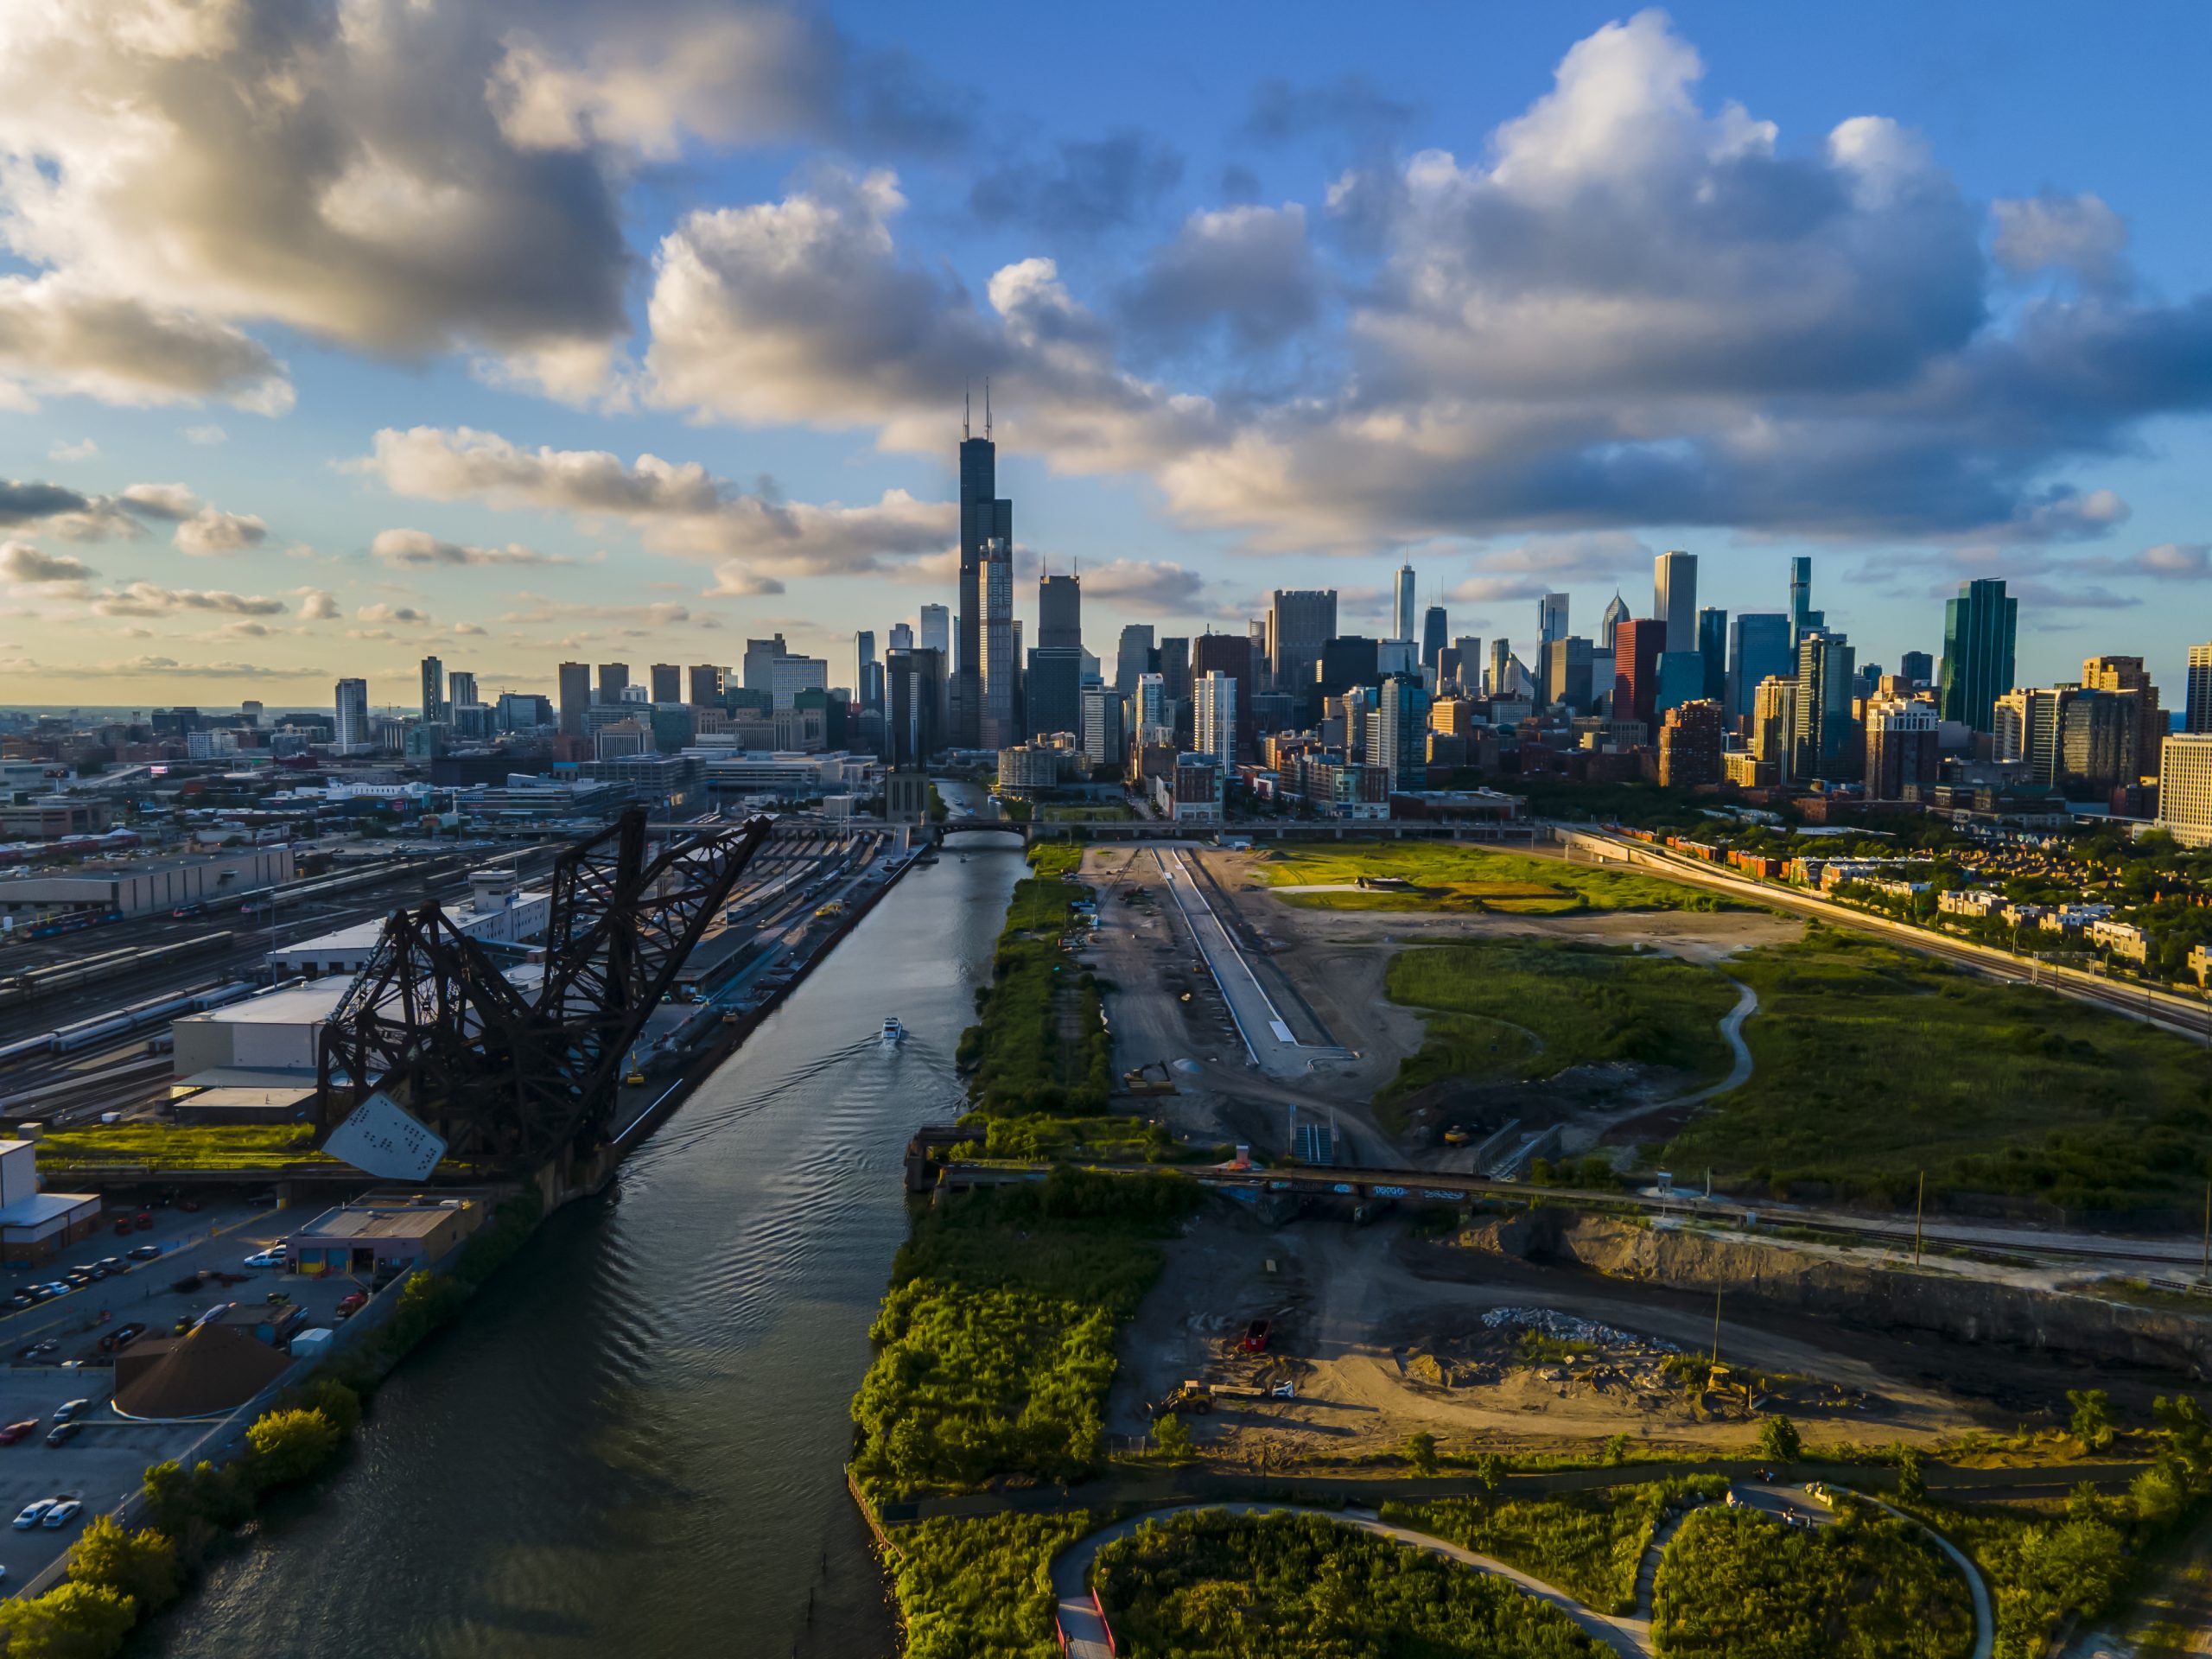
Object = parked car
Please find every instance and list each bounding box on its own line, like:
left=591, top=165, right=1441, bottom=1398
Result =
left=1243, top=1319, right=1273, bottom=1353
left=95, top=1257, right=125, bottom=1274
left=126, top=1244, right=162, bottom=1262
left=111, top=1323, right=146, bottom=1350
left=242, top=1249, right=285, bottom=1269
left=41, top=1498, right=81, bottom=1527
left=44, top=1423, right=79, bottom=1447
left=16, top=1340, right=55, bottom=1361
left=51, top=1400, right=89, bottom=1423
left=5, top=1294, right=30, bottom=1310
left=0, top=1421, right=39, bottom=1446
left=10, top=1500, right=53, bottom=1530
left=335, top=1291, right=368, bottom=1313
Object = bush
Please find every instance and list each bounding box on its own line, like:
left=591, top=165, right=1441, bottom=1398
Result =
left=67, top=1517, right=180, bottom=1614
left=892, top=1511, right=1093, bottom=1659
left=2068, top=1388, right=2116, bottom=1452
left=141, top=1459, right=251, bottom=1546
left=1152, top=1414, right=1194, bottom=1461
left=246, top=1407, right=342, bottom=1486
left=1758, top=1414, right=1803, bottom=1463
left=0, top=1582, right=138, bottom=1659
left=275, top=1376, right=362, bottom=1438
left=1405, top=1429, right=1439, bottom=1476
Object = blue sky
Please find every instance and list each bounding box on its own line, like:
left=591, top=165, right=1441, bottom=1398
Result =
left=1, top=1, right=2208, bottom=712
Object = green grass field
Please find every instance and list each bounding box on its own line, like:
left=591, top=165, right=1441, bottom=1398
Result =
left=1260, top=840, right=1738, bottom=913
left=1377, top=939, right=1738, bottom=1128
left=35, top=1124, right=332, bottom=1170
left=1664, top=927, right=2212, bottom=1213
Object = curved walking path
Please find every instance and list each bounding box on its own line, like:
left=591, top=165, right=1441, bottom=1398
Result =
left=1051, top=1501, right=1649, bottom=1659
left=1673, top=977, right=1756, bottom=1109
left=1046, top=1480, right=1992, bottom=1659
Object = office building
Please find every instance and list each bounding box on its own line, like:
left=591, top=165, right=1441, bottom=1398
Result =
left=887, top=621, right=914, bottom=652
left=1193, top=671, right=1237, bottom=769
left=688, top=664, right=726, bottom=707
left=1156, top=636, right=1190, bottom=701
left=1866, top=696, right=1940, bottom=800
left=1441, top=635, right=1482, bottom=693
left=557, top=662, right=592, bottom=737
left=1751, top=677, right=1796, bottom=782
left=1027, top=646, right=1084, bottom=741
left=1421, top=606, right=1447, bottom=675
left=769, top=655, right=828, bottom=711
left=1538, top=593, right=1569, bottom=646
left=418, top=656, right=444, bottom=723
left=886, top=646, right=946, bottom=769
left=1114, top=624, right=1155, bottom=701
left=1192, top=632, right=1255, bottom=764
left=2080, top=656, right=2165, bottom=782
left=1600, top=593, right=1630, bottom=652
left=1079, top=683, right=1123, bottom=770
left=979, top=531, right=1017, bottom=748
left=2184, top=643, right=2212, bottom=735
left=1938, top=578, right=2018, bottom=734
left=1658, top=699, right=1724, bottom=788
left=1696, top=608, right=1726, bottom=702
left=1372, top=674, right=1431, bottom=791
left=1900, top=651, right=1935, bottom=688
left=2159, top=734, right=2212, bottom=848
left=1727, top=613, right=1791, bottom=723
left=1488, top=639, right=1512, bottom=698
left=1038, top=574, right=1081, bottom=650
left=855, top=632, right=879, bottom=710
left=1266, top=590, right=1336, bottom=699
left=1788, top=556, right=1824, bottom=646
left=918, top=605, right=949, bottom=657
left=1612, top=619, right=1664, bottom=729
left=1792, top=632, right=1858, bottom=782
left=1135, top=673, right=1169, bottom=745
left=1393, top=563, right=1417, bottom=643
left=741, top=636, right=787, bottom=695
left=334, top=678, right=369, bottom=750
left=645, top=664, right=679, bottom=704
left=1654, top=550, right=1697, bottom=654
left=1655, top=651, right=1705, bottom=716
left=1542, top=637, right=1596, bottom=715
left=956, top=406, right=1014, bottom=747
left=597, top=662, right=630, bottom=705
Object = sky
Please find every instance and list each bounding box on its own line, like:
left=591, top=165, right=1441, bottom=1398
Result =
left=1, top=0, right=2209, bottom=715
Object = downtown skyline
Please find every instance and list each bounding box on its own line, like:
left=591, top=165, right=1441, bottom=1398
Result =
left=3, top=3, right=2212, bottom=709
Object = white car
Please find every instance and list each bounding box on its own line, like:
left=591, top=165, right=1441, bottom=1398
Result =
left=11, top=1500, right=53, bottom=1530
left=41, top=1499, right=81, bottom=1529
left=242, top=1249, right=285, bottom=1269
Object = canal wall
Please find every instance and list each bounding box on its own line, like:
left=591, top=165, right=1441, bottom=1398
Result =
left=1462, top=1208, right=2212, bottom=1379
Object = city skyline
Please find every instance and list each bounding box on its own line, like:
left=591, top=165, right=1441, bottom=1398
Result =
left=4, top=4, right=2212, bottom=706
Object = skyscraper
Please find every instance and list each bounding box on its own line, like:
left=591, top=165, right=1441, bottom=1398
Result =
left=1192, top=632, right=1255, bottom=764
left=1866, top=696, right=1941, bottom=801
left=1038, top=574, right=1081, bottom=649
left=1027, top=572, right=1084, bottom=739
left=1696, top=607, right=1727, bottom=702
left=887, top=621, right=914, bottom=652
left=855, top=632, right=877, bottom=697
left=649, top=664, right=681, bottom=703
left=980, top=531, right=1017, bottom=748
left=1115, top=625, right=1155, bottom=700
left=1194, top=671, right=1237, bottom=768
left=688, top=664, right=726, bottom=707
left=918, top=605, right=949, bottom=657
left=956, top=400, right=1013, bottom=747
left=447, top=671, right=478, bottom=711
left=1600, top=593, right=1630, bottom=651
left=334, top=678, right=369, bottom=750
left=557, top=662, right=591, bottom=736
left=1789, top=557, right=1822, bottom=647
left=1373, top=674, right=1431, bottom=791
left=1393, top=563, right=1417, bottom=643
left=1654, top=550, right=1697, bottom=655
left=597, top=663, right=630, bottom=705
left=1899, top=650, right=1934, bottom=688
left=1727, top=614, right=1791, bottom=722
left=886, top=646, right=946, bottom=768
left=418, top=656, right=444, bottom=723
left=2080, top=655, right=2165, bottom=785
left=1538, top=593, right=1569, bottom=645
left=1421, top=605, right=1448, bottom=675
left=1542, top=637, right=1596, bottom=714
left=2190, top=644, right=2212, bottom=734
left=1793, top=632, right=1858, bottom=782
left=1079, top=683, right=1123, bottom=770
left=1612, top=620, right=1664, bottom=729
left=1266, top=590, right=1336, bottom=699
left=1135, top=673, right=1168, bottom=744
left=1938, top=579, right=2018, bottom=734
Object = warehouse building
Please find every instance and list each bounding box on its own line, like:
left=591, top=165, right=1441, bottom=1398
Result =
left=0, top=846, right=295, bottom=919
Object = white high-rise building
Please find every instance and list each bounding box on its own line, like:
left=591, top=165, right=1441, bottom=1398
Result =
left=1393, top=563, right=1417, bottom=643
left=1194, top=671, right=1237, bottom=768
left=1135, top=672, right=1169, bottom=745
left=334, top=678, right=369, bottom=750
left=1655, top=550, right=1697, bottom=655
left=2159, top=734, right=2212, bottom=848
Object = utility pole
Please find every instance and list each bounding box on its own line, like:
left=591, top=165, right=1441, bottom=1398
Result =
left=1914, top=1171, right=1924, bottom=1267
left=2202, top=1179, right=2209, bottom=1286
left=1711, top=1287, right=1722, bottom=1369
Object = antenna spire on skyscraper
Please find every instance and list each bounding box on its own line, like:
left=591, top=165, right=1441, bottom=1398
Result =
left=963, top=381, right=970, bottom=441
left=984, top=377, right=992, bottom=439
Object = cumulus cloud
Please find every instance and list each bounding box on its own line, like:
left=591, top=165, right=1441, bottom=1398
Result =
left=1074, top=559, right=1210, bottom=615
left=969, top=132, right=1184, bottom=234
left=358, top=424, right=957, bottom=576
left=1992, top=193, right=2129, bottom=286
left=294, top=588, right=342, bottom=620
left=2133, top=542, right=2210, bottom=581
left=90, top=582, right=287, bottom=618
left=1242, top=74, right=1415, bottom=145
left=0, top=541, right=94, bottom=584
left=174, top=507, right=268, bottom=556
left=355, top=603, right=433, bottom=626
left=0, top=275, right=293, bottom=411
left=1120, top=204, right=1320, bottom=351
left=0, top=480, right=94, bottom=527
left=47, top=438, right=95, bottom=462
left=370, top=528, right=569, bottom=568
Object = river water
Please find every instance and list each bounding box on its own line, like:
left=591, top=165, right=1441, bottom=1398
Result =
left=143, top=807, right=1022, bottom=1659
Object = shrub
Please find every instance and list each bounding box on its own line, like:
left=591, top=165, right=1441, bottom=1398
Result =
left=1405, top=1429, right=1440, bottom=1476
left=0, top=1582, right=139, bottom=1659
left=246, top=1408, right=342, bottom=1486
left=67, top=1517, right=181, bottom=1614
left=1757, top=1414, right=1803, bottom=1463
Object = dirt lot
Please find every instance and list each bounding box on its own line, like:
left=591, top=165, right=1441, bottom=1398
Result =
left=1114, top=1204, right=2056, bottom=1468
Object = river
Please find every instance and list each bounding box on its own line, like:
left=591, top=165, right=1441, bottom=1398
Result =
left=143, top=801, right=1023, bottom=1659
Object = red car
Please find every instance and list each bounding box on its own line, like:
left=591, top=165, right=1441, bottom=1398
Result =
left=1243, top=1319, right=1273, bottom=1353
left=335, top=1291, right=368, bottom=1313
left=0, top=1421, right=40, bottom=1446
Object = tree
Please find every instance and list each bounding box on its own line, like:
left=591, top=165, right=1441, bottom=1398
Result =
left=2153, top=1394, right=2212, bottom=1480
left=1602, top=1433, right=1631, bottom=1467
left=2067, top=1388, right=2116, bottom=1452
left=67, top=1517, right=180, bottom=1613
left=1895, top=1448, right=1926, bottom=1503
left=1150, top=1414, right=1193, bottom=1462
left=283, top=1376, right=362, bottom=1438
left=247, top=1407, right=341, bottom=1485
left=1756, top=1415, right=1802, bottom=1463
left=1474, top=1452, right=1506, bottom=1494
left=1403, top=1431, right=1439, bottom=1476
left=0, top=1582, right=138, bottom=1659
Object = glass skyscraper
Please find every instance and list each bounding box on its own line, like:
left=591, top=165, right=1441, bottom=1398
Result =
left=1938, top=578, right=2018, bottom=734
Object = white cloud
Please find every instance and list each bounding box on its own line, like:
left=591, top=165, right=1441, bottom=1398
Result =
left=355, top=602, right=433, bottom=626
left=0, top=274, right=292, bottom=411
left=369, top=528, right=569, bottom=569
left=46, top=437, right=96, bottom=462
left=89, top=582, right=286, bottom=618
left=1992, top=193, right=2128, bottom=285
left=294, top=588, right=341, bottom=620
left=174, top=507, right=268, bottom=556
left=182, top=424, right=226, bottom=445
left=0, top=541, right=94, bottom=584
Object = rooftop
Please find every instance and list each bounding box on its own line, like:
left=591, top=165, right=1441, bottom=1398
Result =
left=289, top=1199, right=475, bottom=1243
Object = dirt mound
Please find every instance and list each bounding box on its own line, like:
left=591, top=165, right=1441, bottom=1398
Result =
left=114, top=1324, right=294, bottom=1420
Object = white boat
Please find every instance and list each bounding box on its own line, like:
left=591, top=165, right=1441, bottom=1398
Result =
left=880, top=1017, right=906, bottom=1045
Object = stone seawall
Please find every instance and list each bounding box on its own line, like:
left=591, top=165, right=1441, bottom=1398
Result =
left=1462, top=1208, right=2212, bottom=1379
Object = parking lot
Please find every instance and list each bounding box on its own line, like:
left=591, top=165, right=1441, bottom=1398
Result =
left=0, top=1192, right=376, bottom=1592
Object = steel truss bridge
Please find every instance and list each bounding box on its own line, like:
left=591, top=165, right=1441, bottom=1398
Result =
left=316, top=807, right=772, bottom=1178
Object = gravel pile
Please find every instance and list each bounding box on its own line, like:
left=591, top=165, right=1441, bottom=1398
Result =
left=1480, top=1306, right=1680, bottom=1353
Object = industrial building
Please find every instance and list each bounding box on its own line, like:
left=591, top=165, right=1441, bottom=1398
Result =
left=0, top=1141, right=101, bottom=1267
left=0, top=845, right=295, bottom=919
left=283, top=1194, right=485, bottom=1278
left=267, top=884, right=550, bottom=977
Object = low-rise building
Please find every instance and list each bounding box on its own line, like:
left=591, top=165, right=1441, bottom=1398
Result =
left=1937, top=888, right=2005, bottom=917
left=0, top=845, right=295, bottom=919
left=0, top=1141, right=100, bottom=1267
left=1152, top=754, right=1224, bottom=823
left=2086, top=917, right=2149, bottom=962
left=283, top=1194, right=486, bottom=1278
left=2041, top=903, right=2114, bottom=934
left=2191, top=942, right=2212, bottom=988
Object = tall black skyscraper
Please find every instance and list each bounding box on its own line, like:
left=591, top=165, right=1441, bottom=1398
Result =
left=1421, top=606, right=1448, bottom=674
left=956, top=391, right=1013, bottom=748
left=1938, top=578, right=2018, bottom=734
left=1027, top=570, right=1084, bottom=740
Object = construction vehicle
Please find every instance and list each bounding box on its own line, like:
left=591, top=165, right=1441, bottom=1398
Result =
left=1122, top=1061, right=1177, bottom=1097
left=1146, top=1381, right=1214, bottom=1416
